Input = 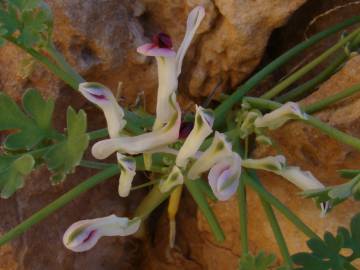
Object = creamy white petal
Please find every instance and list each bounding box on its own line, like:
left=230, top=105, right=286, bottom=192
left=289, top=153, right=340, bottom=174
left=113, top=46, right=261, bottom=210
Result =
left=176, top=6, right=205, bottom=76
left=187, top=132, right=233, bottom=179
left=63, top=215, right=141, bottom=252
left=208, top=153, right=241, bottom=201
left=254, top=102, right=307, bottom=130
left=153, top=56, right=178, bottom=129
left=277, top=166, right=325, bottom=191
left=117, top=153, right=136, bottom=197
left=159, top=166, right=184, bottom=193
left=176, top=106, right=214, bottom=167
left=92, top=96, right=181, bottom=159
left=79, top=82, right=126, bottom=138
left=242, top=155, right=286, bottom=172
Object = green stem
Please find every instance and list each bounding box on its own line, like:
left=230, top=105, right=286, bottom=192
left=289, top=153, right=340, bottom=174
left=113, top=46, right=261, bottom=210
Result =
left=260, top=197, right=293, bottom=268
left=261, top=29, right=360, bottom=100
left=185, top=179, right=225, bottom=242
left=46, top=42, right=85, bottom=85
left=244, top=97, right=360, bottom=152
left=237, top=175, right=249, bottom=256
left=276, top=53, right=347, bottom=103
left=243, top=171, right=319, bottom=240
left=0, top=166, right=119, bottom=246
left=213, top=16, right=360, bottom=128
left=131, top=180, right=160, bottom=191
left=196, top=179, right=217, bottom=201
left=79, top=160, right=113, bottom=170
left=304, top=83, right=360, bottom=114
left=261, top=29, right=360, bottom=99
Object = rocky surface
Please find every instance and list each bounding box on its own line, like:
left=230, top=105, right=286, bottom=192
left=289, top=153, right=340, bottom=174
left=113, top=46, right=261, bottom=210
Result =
left=2, top=0, right=360, bottom=269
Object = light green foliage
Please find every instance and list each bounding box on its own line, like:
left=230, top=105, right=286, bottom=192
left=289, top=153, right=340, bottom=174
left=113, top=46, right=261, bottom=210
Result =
left=0, top=154, right=35, bottom=198
left=44, top=107, right=89, bottom=184
left=302, top=175, right=360, bottom=210
left=0, top=0, right=53, bottom=48
left=292, top=213, right=360, bottom=270
left=0, top=89, right=56, bottom=150
left=239, top=251, right=288, bottom=270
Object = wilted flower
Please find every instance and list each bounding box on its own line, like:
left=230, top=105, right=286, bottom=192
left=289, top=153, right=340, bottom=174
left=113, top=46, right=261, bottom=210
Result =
left=63, top=215, right=141, bottom=252
left=254, top=102, right=307, bottom=130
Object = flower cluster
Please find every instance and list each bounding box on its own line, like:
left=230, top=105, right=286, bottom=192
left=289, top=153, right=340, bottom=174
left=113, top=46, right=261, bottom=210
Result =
left=63, top=6, right=328, bottom=253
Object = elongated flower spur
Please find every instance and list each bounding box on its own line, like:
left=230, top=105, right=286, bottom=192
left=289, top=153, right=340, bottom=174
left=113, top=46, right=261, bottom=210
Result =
left=63, top=215, right=141, bottom=252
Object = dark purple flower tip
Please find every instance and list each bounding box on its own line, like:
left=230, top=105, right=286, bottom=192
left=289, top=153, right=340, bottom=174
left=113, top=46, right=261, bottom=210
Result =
left=89, top=92, right=107, bottom=100
left=82, top=229, right=97, bottom=243
left=179, top=122, right=194, bottom=139
left=152, top=33, right=173, bottom=49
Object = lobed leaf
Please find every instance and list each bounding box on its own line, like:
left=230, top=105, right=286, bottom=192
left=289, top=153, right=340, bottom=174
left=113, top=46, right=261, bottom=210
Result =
left=0, top=89, right=56, bottom=150
left=0, top=154, right=35, bottom=198
left=44, top=107, right=89, bottom=184
left=239, top=251, right=284, bottom=270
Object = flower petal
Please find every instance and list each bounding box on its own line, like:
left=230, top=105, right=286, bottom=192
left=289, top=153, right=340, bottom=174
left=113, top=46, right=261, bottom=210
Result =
left=92, top=95, right=181, bottom=159
left=137, top=43, right=176, bottom=57
left=159, top=166, right=184, bottom=193
left=63, top=215, right=141, bottom=252
left=187, top=131, right=233, bottom=179
left=176, top=6, right=205, bottom=76
left=153, top=56, right=178, bottom=129
left=254, top=102, right=307, bottom=130
left=117, top=153, right=136, bottom=197
left=208, top=153, right=241, bottom=201
left=176, top=106, right=214, bottom=167
left=277, top=166, right=325, bottom=191
left=79, top=82, right=126, bottom=138
left=242, top=155, right=286, bottom=172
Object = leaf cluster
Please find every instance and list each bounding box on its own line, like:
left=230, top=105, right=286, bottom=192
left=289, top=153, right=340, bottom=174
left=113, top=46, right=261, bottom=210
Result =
left=239, top=251, right=289, bottom=270
left=0, top=0, right=53, bottom=48
left=0, top=89, right=89, bottom=197
left=293, top=213, right=360, bottom=270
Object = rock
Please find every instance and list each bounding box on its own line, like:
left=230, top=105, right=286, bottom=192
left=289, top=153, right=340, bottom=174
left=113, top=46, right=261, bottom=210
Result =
left=196, top=55, right=360, bottom=268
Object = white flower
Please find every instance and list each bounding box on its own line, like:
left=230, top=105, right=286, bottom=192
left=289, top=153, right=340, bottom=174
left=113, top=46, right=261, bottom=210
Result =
left=63, top=215, right=141, bottom=252
left=254, top=102, right=307, bottom=130
left=91, top=94, right=181, bottom=159
left=159, top=166, right=184, bottom=193
left=242, top=155, right=286, bottom=172
left=137, top=6, right=205, bottom=129
left=176, top=106, right=214, bottom=167
left=208, top=153, right=241, bottom=201
left=79, top=82, right=126, bottom=138
left=187, top=132, right=234, bottom=180
left=117, top=153, right=136, bottom=197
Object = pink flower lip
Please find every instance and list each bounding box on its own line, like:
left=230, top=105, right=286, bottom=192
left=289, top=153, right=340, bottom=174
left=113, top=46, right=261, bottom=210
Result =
left=152, top=33, right=173, bottom=49
left=82, top=229, right=97, bottom=243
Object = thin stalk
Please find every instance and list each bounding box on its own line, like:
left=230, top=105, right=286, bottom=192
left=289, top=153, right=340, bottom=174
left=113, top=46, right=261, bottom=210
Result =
left=260, top=198, right=293, bottom=268
left=0, top=166, right=119, bottom=246
left=276, top=53, right=347, bottom=103
left=304, top=83, right=360, bottom=114
left=46, top=42, right=85, bottom=84
left=244, top=97, right=360, bottom=152
left=5, top=37, right=80, bottom=89
left=213, top=16, right=360, bottom=128
left=195, top=179, right=217, bottom=201
left=131, top=180, right=160, bottom=191
left=185, top=179, right=225, bottom=242
left=237, top=175, right=249, bottom=256
left=243, top=171, right=319, bottom=239
left=261, top=28, right=360, bottom=100
left=79, top=160, right=113, bottom=170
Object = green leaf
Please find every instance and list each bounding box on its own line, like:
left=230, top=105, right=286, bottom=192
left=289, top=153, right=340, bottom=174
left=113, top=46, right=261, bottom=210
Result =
left=292, top=213, right=360, bottom=270
left=11, top=0, right=42, bottom=11
left=0, top=89, right=56, bottom=150
left=239, top=251, right=278, bottom=270
left=0, top=154, right=35, bottom=198
left=44, top=107, right=89, bottom=184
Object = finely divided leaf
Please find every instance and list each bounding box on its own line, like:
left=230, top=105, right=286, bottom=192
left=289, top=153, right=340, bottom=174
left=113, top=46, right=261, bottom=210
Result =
left=0, top=154, right=35, bottom=198
left=0, top=89, right=56, bottom=150
left=44, top=107, right=89, bottom=184
left=239, top=251, right=279, bottom=270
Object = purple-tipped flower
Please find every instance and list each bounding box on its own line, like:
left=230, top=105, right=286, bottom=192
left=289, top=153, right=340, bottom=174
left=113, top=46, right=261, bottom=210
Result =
left=137, top=6, right=205, bottom=129
left=208, top=153, right=241, bottom=201
left=79, top=82, right=126, bottom=138
left=63, top=215, right=141, bottom=252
